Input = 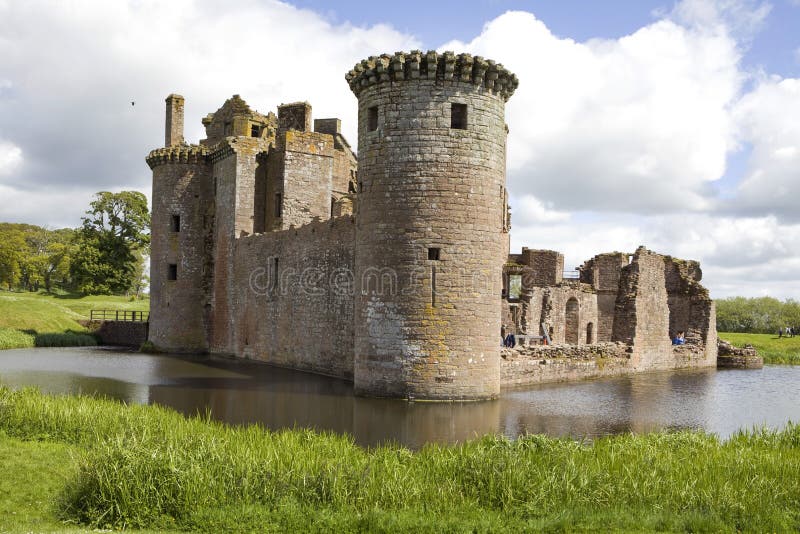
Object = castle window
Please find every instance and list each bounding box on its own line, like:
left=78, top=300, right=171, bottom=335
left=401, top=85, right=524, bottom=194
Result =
left=170, top=214, right=180, bottom=233
left=451, top=103, right=467, bottom=129
left=367, top=106, right=378, bottom=131
left=428, top=247, right=441, bottom=261
left=224, top=122, right=233, bottom=136
left=508, top=274, right=521, bottom=300
left=167, top=264, right=178, bottom=281
left=272, top=257, right=279, bottom=291
left=274, top=193, right=282, bottom=218
left=251, top=124, right=261, bottom=138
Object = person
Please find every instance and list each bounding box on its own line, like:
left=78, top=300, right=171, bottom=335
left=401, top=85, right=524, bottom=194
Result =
left=503, top=332, right=516, bottom=348
left=672, top=331, right=685, bottom=345
left=779, top=327, right=783, bottom=338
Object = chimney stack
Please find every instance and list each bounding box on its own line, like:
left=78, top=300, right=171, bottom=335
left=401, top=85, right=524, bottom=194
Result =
left=165, top=94, right=185, bottom=147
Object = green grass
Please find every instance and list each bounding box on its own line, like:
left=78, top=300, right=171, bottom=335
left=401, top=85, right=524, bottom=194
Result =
left=1, top=387, right=800, bottom=532
left=0, top=289, right=148, bottom=350
left=720, top=331, right=800, bottom=364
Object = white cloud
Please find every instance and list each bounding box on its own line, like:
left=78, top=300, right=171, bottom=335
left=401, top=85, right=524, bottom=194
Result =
left=0, top=141, right=23, bottom=176
left=0, top=0, right=418, bottom=225
left=443, top=9, right=743, bottom=214
left=730, top=77, right=800, bottom=219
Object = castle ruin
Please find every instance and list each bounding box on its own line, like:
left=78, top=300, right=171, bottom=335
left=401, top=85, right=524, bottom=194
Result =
left=147, top=50, right=717, bottom=400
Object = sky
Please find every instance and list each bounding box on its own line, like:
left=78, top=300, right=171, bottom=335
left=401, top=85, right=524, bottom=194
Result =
left=0, top=0, right=798, bottom=300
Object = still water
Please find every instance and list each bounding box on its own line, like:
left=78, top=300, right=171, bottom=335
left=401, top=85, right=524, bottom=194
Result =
left=1, top=346, right=798, bottom=449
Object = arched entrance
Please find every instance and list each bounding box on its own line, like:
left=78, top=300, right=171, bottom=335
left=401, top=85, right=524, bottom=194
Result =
left=565, top=297, right=579, bottom=344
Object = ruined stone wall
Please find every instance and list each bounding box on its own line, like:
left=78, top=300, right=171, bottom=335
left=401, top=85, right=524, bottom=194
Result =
left=581, top=252, right=627, bottom=341
left=612, top=247, right=707, bottom=369
left=527, top=285, right=597, bottom=343
left=221, top=217, right=356, bottom=378
left=147, top=146, right=213, bottom=352
left=201, top=95, right=276, bottom=146
left=350, top=51, right=517, bottom=400
left=521, top=248, right=563, bottom=286
left=501, top=343, right=631, bottom=387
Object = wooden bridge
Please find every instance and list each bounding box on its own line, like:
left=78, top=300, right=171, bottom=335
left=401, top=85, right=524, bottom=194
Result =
left=89, top=309, right=149, bottom=322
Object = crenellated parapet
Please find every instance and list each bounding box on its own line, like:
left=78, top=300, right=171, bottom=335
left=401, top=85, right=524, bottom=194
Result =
left=345, top=50, right=519, bottom=101
left=146, top=144, right=209, bottom=169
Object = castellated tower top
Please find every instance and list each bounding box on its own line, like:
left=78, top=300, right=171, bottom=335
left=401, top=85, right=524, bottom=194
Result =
left=345, top=50, right=519, bottom=101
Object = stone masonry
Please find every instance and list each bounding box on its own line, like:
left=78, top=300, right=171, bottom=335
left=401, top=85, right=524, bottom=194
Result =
left=147, top=49, right=716, bottom=400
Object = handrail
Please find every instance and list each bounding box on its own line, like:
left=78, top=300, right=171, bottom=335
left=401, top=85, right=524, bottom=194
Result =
left=90, top=309, right=150, bottom=322
left=562, top=270, right=580, bottom=280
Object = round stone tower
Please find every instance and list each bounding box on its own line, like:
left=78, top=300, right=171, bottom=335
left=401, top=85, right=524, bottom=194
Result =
left=347, top=51, right=518, bottom=400
left=145, top=94, right=213, bottom=352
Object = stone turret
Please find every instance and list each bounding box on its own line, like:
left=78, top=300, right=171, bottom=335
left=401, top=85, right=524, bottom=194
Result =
left=348, top=50, right=518, bottom=400
left=147, top=97, right=213, bottom=351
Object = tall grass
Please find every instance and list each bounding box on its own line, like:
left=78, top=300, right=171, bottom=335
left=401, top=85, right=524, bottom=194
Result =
left=0, top=327, right=97, bottom=350
left=1, top=387, right=799, bottom=531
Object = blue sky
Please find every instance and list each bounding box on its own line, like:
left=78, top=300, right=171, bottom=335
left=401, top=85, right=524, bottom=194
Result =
left=294, top=0, right=800, bottom=75
left=0, top=0, right=798, bottom=299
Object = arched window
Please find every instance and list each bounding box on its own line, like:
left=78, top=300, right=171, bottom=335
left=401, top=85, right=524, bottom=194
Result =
left=586, top=322, right=594, bottom=344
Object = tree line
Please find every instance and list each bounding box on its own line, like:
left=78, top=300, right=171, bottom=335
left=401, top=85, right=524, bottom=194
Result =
left=716, top=296, right=800, bottom=334
left=0, top=191, right=150, bottom=296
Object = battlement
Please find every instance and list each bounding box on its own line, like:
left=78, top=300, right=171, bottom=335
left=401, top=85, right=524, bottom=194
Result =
left=345, top=50, right=519, bottom=101
left=146, top=144, right=208, bottom=169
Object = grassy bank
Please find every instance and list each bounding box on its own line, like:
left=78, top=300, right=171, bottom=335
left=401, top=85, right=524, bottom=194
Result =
left=0, top=290, right=148, bottom=350
left=1, top=387, right=799, bottom=532
left=720, top=331, right=800, bottom=364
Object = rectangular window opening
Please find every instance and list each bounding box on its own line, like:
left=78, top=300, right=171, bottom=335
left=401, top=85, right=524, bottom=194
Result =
left=367, top=106, right=378, bottom=132
left=167, top=264, right=178, bottom=281
left=272, top=257, right=279, bottom=290
left=251, top=124, right=261, bottom=138
left=170, top=214, right=180, bottom=232
left=451, top=103, right=467, bottom=130
left=428, top=247, right=441, bottom=261
left=274, top=193, right=282, bottom=218
left=508, top=274, right=522, bottom=300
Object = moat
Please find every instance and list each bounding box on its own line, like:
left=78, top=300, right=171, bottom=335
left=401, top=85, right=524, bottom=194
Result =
left=1, top=346, right=798, bottom=449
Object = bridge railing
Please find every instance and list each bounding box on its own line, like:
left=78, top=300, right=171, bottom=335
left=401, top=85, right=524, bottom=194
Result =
left=562, top=270, right=580, bottom=280
left=90, top=309, right=150, bottom=322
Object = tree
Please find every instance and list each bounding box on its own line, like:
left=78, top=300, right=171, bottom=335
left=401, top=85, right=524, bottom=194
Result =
left=70, top=191, right=150, bottom=295
left=0, top=229, right=26, bottom=290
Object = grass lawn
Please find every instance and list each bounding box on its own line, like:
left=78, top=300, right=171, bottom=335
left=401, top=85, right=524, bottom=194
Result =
left=1, top=387, right=800, bottom=532
left=719, top=332, right=800, bottom=364
left=0, top=290, right=149, bottom=350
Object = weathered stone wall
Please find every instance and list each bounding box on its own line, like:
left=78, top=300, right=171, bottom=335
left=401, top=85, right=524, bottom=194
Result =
left=612, top=247, right=673, bottom=368
left=275, top=130, right=334, bottom=229
left=350, top=51, right=517, bottom=400
left=95, top=321, right=149, bottom=347
left=165, top=94, right=184, bottom=147
left=500, top=343, right=631, bottom=387
left=147, top=146, right=213, bottom=352
left=580, top=252, right=627, bottom=341
left=220, top=217, right=356, bottom=378
left=521, top=248, right=563, bottom=287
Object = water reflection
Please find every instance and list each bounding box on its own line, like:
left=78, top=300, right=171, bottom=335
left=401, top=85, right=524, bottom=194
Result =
left=1, top=347, right=799, bottom=448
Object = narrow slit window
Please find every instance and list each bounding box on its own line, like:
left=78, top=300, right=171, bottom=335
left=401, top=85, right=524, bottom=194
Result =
left=274, top=193, right=282, bottom=218
left=367, top=106, right=378, bottom=131
left=451, top=103, right=467, bottom=129
left=167, top=264, right=178, bottom=281
left=170, top=214, right=180, bottom=232
left=428, top=247, right=441, bottom=261
left=272, top=257, right=279, bottom=290
left=431, top=264, right=437, bottom=308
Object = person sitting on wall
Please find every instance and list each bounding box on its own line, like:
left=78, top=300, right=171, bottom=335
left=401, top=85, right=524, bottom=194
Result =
left=672, top=331, right=685, bottom=345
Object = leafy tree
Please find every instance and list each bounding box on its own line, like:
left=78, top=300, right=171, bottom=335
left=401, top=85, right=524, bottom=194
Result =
left=70, top=191, right=150, bottom=295
left=716, top=296, right=800, bottom=333
left=0, top=229, right=26, bottom=290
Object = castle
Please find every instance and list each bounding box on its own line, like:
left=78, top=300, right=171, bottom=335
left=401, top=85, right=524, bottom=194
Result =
left=147, top=50, right=717, bottom=400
